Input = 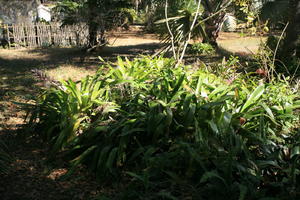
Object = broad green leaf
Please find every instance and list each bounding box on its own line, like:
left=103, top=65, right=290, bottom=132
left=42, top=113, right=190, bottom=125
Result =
left=64, top=145, right=97, bottom=177
left=291, top=146, right=300, bottom=158
left=106, top=147, right=118, bottom=172
left=200, top=171, right=227, bottom=185
left=240, top=85, right=265, bottom=113
left=97, top=146, right=111, bottom=171
left=120, top=128, right=144, bottom=136
left=126, top=171, right=145, bottom=182
left=239, top=184, right=247, bottom=200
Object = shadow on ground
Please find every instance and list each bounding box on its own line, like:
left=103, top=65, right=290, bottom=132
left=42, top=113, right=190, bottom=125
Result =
left=0, top=42, right=161, bottom=70
left=1, top=32, right=260, bottom=199
left=0, top=128, right=102, bottom=200
left=0, top=42, right=162, bottom=200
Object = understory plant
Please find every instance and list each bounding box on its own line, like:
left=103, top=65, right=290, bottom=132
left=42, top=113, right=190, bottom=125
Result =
left=254, top=35, right=300, bottom=79
left=189, top=42, right=215, bottom=55
left=28, top=56, right=300, bottom=199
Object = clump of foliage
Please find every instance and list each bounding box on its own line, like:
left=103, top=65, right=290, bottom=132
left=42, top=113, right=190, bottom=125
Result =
left=28, top=56, right=300, bottom=199
left=189, top=42, right=215, bottom=55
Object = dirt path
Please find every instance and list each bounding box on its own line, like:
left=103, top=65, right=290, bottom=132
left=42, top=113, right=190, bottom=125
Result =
left=218, top=32, right=266, bottom=55
left=0, top=49, right=101, bottom=200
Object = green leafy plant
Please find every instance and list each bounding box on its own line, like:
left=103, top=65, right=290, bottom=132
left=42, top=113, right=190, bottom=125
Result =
left=189, top=42, right=215, bottom=55
left=27, top=56, right=300, bottom=199
left=29, top=75, right=118, bottom=156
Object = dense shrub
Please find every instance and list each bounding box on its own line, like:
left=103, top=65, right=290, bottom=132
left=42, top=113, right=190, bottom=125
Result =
left=28, top=56, right=300, bottom=199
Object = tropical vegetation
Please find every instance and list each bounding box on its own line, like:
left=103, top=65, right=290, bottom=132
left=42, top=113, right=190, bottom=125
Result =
left=26, top=55, right=300, bottom=199
left=1, top=0, right=300, bottom=199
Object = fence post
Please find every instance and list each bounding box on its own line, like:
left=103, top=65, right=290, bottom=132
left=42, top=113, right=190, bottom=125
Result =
left=2, top=22, right=89, bottom=48
left=5, top=24, right=11, bottom=48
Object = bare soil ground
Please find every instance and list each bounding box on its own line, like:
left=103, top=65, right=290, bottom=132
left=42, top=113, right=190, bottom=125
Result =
left=0, top=48, right=102, bottom=200
left=0, top=29, right=265, bottom=200
left=218, top=32, right=266, bottom=56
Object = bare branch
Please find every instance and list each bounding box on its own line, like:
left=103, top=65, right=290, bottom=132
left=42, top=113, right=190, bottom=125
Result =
left=164, top=0, right=177, bottom=60
left=178, top=0, right=202, bottom=64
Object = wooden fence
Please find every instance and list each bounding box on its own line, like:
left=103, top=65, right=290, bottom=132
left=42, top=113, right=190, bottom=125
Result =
left=1, top=23, right=89, bottom=48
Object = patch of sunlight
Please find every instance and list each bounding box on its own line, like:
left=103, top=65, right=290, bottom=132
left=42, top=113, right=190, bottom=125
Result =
left=217, top=32, right=267, bottom=55
left=45, top=64, right=97, bottom=82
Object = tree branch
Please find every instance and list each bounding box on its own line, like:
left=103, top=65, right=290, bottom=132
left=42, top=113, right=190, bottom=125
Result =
left=178, top=0, right=202, bottom=64
left=164, top=0, right=177, bottom=60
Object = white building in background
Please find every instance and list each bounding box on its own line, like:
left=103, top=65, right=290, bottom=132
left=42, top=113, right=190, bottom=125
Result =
left=0, top=0, right=53, bottom=24
left=37, top=4, right=51, bottom=22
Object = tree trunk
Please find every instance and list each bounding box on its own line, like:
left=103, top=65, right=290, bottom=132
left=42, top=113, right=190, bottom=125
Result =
left=203, top=14, right=225, bottom=46
left=88, top=21, right=98, bottom=47
left=201, top=0, right=227, bottom=46
left=87, top=0, right=98, bottom=47
left=281, top=0, right=300, bottom=59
